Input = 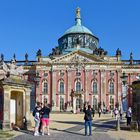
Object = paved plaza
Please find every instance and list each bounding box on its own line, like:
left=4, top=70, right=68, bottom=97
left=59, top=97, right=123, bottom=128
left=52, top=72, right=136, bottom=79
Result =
left=10, top=113, right=140, bottom=140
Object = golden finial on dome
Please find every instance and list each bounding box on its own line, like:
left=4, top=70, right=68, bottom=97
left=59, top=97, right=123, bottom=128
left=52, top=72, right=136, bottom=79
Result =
left=76, top=7, right=81, bottom=19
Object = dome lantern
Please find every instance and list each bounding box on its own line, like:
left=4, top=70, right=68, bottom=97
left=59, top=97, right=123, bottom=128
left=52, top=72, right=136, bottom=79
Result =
left=75, top=7, right=81, bottom=26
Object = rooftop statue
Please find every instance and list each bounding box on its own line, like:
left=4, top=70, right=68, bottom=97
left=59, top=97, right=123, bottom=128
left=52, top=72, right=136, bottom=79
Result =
left=0, top=61, right=24, bottom=80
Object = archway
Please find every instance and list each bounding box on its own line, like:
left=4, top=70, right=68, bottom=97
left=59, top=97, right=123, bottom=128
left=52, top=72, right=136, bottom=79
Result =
left=10, top=91, right=24, bottom=127
left=60, top=96, right=64, bottom=111
left=110, top=96, right=114, bottom=110
left=76, top=98, right=80, bottom=110
left=93, top=97, right=98, bottom=110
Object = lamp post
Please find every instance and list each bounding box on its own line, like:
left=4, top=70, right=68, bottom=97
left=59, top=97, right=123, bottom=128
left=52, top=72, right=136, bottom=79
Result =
left=120, top=72, right=128, bottom=86
left=120, top=72, right=128, bottom=111
left=115, top=72, right=128, bottom=131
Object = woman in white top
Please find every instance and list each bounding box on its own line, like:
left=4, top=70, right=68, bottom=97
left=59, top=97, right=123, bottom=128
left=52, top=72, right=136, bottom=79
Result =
left=34, top=107, right=40, bottom=136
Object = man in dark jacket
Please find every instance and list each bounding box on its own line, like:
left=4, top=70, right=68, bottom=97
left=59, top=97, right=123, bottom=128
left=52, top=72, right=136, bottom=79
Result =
left=83, top=105, right=93, bottom=136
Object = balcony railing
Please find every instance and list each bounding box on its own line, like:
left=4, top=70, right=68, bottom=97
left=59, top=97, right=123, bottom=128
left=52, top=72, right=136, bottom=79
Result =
left=58, top=91, right=64, bottom=94
left=91, top=91, right=98, bottom=94
left=71, top=90, right=83, bottom=97
left=42, top=92, right=48, bottom=95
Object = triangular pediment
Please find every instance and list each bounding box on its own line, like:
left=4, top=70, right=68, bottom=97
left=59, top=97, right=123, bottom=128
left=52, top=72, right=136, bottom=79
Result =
left=52, top=50, right=105, bottom=64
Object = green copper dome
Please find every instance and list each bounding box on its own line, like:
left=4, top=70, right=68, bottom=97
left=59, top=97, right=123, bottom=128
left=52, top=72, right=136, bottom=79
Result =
left=64, top=7, right=93, bottom=36
left=64, top=25, right=93, bottom=35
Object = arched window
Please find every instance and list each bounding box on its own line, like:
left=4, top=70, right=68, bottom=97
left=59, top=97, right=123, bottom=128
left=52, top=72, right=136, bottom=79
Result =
left=108, top=81, right=114, bottom=94
left=43, top=80, right=48, bottom=94
left=76, top=81, right=81, bottom=92
left=59, top=80, right=64, bottom=94
left=92, top=81, right=97, bottom=94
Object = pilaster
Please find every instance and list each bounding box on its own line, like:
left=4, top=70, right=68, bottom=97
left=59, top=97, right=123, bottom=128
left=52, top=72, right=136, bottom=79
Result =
left=2, top=86, right=10, bottom=130
left=25, top=89, right=31, bottom=128
left=51, top=70, right=57, bottom=111
left=67, top=70, right=72, bottom=103
left=101, top=69, right=105, bottom=109
left=85, top=69, right=89, bottom=102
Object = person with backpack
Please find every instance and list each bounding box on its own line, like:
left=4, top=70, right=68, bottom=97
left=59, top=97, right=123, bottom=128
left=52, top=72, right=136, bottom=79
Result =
left=83, top=105, right=93, bottom=136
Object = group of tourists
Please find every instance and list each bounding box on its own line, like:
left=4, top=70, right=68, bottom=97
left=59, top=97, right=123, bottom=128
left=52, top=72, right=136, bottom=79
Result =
left=113, top=107, right=132, bottom=126
left=32, top=102, right=132, bottom=137
left=33, top=102, right=51, bottom=136
left=83, top=106, right=132, bottom=136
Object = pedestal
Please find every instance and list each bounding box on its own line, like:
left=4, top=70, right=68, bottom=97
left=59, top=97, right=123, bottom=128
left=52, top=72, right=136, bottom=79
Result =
left=2, top=120, right=11, bottom=130
left=130, top=121, right=138, bottom=131
left=26, top=120, right=31, bottom=130
left=116, top=119, right=120, bottom=131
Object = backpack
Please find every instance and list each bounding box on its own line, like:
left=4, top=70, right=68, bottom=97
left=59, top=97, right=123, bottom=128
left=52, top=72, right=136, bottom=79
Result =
left=32, top=108, right=36, bottom=117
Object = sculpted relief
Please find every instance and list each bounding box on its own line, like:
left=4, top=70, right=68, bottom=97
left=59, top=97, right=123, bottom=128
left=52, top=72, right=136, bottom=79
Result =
left=69, top=54, right=90, bottom=63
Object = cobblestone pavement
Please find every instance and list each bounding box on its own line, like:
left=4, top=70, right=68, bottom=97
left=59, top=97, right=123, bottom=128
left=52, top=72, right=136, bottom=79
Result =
left=10, top=113, right=140, bottom=140
left=11, top=131, right=116, bottom=140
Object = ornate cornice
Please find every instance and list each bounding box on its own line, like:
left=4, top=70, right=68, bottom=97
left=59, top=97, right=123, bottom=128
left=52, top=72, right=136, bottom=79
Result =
left=122, top=66, right=140, bottom=69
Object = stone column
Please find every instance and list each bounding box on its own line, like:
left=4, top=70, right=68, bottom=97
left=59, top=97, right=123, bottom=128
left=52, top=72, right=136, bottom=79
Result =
left=67, top=69, right=72, bottom=111
left=23, top=92, right=26, bottom=117
left=67, top=70, right=71, bottom=102
left=2, top=85, right=11, bottom=130
left=25, top=88, right=31, bottom=128
left=85, top=69, right=89, bottom=102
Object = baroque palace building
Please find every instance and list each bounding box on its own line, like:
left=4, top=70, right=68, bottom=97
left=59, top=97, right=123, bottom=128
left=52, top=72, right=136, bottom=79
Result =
left=0, top=7, right=140, bottom=129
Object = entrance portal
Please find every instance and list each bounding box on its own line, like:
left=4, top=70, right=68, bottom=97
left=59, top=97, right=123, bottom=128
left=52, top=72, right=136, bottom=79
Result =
left=10, top=91, right=23, bottom=127
left=76, top=98, right=80, bottom=110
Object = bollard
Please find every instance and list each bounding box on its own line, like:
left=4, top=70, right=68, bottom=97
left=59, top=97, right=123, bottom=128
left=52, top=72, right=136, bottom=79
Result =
left=116, top=118, right=120, bottom=131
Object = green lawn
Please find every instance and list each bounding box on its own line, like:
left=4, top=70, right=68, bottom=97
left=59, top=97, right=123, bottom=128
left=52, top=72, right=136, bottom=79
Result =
left=0, top=130, right=14, bottom=139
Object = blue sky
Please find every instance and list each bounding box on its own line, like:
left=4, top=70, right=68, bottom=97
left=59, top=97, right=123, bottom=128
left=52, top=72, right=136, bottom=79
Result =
left=0, top=0, right=140, bottom=60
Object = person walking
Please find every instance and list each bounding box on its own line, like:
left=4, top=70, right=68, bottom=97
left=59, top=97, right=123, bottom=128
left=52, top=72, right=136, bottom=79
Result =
left=119, top=108, right=123, bottom=120
left=83, top=105, right=93, bottom=136
left=92, top=107, right=95, bottom=118
left=126, top=107, right=132, bottom=126
left=38, top=102, right=43, bottom=133
left=41, top=103, right=51, bottom=136
left=98, top=108, right=102, bottom=118
left=114, top=108, right=119, bottom=120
